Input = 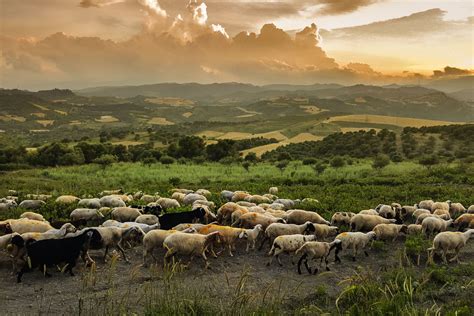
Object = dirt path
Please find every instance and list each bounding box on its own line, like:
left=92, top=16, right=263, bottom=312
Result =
left=0, top=239, right=472, bottom=315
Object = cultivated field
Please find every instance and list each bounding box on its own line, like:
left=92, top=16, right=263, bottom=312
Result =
left=326, top=115, right=464, bottom=128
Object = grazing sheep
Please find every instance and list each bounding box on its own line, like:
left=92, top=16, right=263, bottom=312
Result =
left=20, top=211, right=46, bottom=222
left=273, top=199, right=295, bottom=210
left=232, top=212, right=286, bottom=229
left=111, top=207, right=142, bottom=222
left=142, top=229, right=196, bottom=266
left=163, top=231, right=221, bottom=268
left=236, top=201, right=256, bottom=207
left=231, top=191, right=250, bottom=202
left=25, top=194, right=51, bottom=201
left=221, top=190, right=234, bottom=201
left=269, top=187, right=278, bottom=195
left=372, top=224, right=408, bottom=241
left=172, top=223, right=207, bottom=231
left=157, top=198, right=181, bottom=210
left=183, top=193, right=207, bottom=205
left=421, top=217, right=453, bottom=236
left=248, top=206, right=265, bottom=214
left=453, top=214, right=474, bottom=231
left=55, top=195, right=80, bottom=204
left=417, top=200, right=434, bottom=211
left=267, top=234, right=317, bottom=266
left=140, top=195, right=159, bottom=204
left=407, top=224, right=423, bottom=235
left=413, top=209, right=431, bottom=219
left=428, top=229, right=474, bottom=264
left=195, top=189, right=212, bottom=199
left=0, top=201, right=17, bottom=212
left=0, top=218, right=53, bottom=234
left=261, top=222, right=316, bottom=250
left=229, top=207, right=249, bottom=225
left=268, top=203, right=285, bottom=210
left=468, top=205, right=474, bottom=214
left=314, top=224, right=339, bottom=239
left=415, top=213, right=445, bottom=225
left=331, top=212, right=356, bottom=226
left=78, top=198, right=101, bottom=209
left=100, top=189, right=123, bottom=196
left=376, top=204, right=396, bottom=219
left=433, top=208, right=451, bottom=219
left=264, top=208, right=286, bottom=219
left=350, top=214, right=396, bottom=232
left=14, top=230, right=94, bottom=283
left=192, top=200, right=216, bottom=211
left=217, top=202, right=247, bottom=224
left=334, top=231, right=376, bottom=262
left=99, top=196, right=126, bottom=208
left=18, top=200, right=45, bottom=210
left=431, top=201, right=450, bottom=212
left=359, top=209, right=378, bottom=216
left=197, top=224, right=247, bottom=256
left=449, top=203, right=466, bottom=217
left=135, top=214, right=159, bottom=226
left=263, top=194, right=278, bottom=202
left=159, top=208, right=206, bottom=230
left=171, top=188, right=194, bottom=195
left=296, top=240, right=342, bottom=274
left=70, top=208, right=104, bottom=226
left=238, top=224, right=263, bottom=252
left=245, top=195, right=271, bottom=204
left=400, top=206, right=417, bottom=220
left=283, top=209, right=330, bottom=225
left=171, top=192, right=186, bottom=203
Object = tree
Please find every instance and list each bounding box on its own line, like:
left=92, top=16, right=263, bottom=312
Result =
left=206, top=140, right=236, bottom=161
left=93, top=154, right=117, bottom=169
left=244, top=152, right=258, bottom=162
left=419, top=155, right=439, bottom=168
left=275, top=160, right=289, bottom=174
left=330, top=157, right=345, bottom=168
left=242, top=161, right=251, bottom=172
left=160, top=155, right=176, bottom=165
left=312, top=163, right=327, bottom=175
left=177, top=136, right=205, bottom=158
left=372, top=154, right=390, bottom=169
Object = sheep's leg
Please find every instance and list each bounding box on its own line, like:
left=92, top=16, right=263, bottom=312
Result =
left=335, top=248, right=342, bottom=263
left=43, top=265, right=52, bottom=278
left=441, top=250, right=448, bottom=264
left=325, top=257, right=330, bottom=271
left=201, top=251, right=209, bottom=269
left=228, top=244, right=234, bottom=257
left=67, top=261, right=76, bottom=276
left=277, top=254, right=283, bottom=266
left=364, top=249, right=369, bottom=257
left=245, top=242, right=250, bottom=252
left=164, top=249, right=176, bottom=265
left=16, top=267, right=26, bottom=283
left=258, top=236, right=269, bottom=251
left=267, top=255, right=273, bottom=266
left=103, top=246, right=109, bottom=262
left=116, top=244, right=128, bottom=262
left=297, top=254, right=306, bottom=274
left=352, top=246, right=357, bottom=262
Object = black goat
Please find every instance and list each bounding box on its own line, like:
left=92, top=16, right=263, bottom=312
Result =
left=13, top=230, right=94, bottom=283
left=159, top=207, right=206, bottom=230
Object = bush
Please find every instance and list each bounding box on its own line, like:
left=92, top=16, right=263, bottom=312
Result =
left=330, top=157, right=345, bottom=168
left=160, top=155, right=176, bottom=165
left=419, top=155, right=439, bottom=167
left=302, top=158, right=317, bottom=165
left=93, top=154, right=118, bottom=169
left=168, top=177, right=181, bottom=187
left=372, top=154, right=390, bottom=169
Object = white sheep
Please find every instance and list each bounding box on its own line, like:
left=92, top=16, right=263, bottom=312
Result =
left=100, top=189, right=123, bottom=196
left=449, top=202, right=466, bottom=217
left=372, top=224, right=408, bottom=241
left=78, top=198, right=101, bottom=209
left=267, top=234, right=317, bottom=266
left=268, top=203, right=286, bottom=210
left=334, top=231, right=376, bottom=261
left=375, top=204, right=396, bottom=219
left=163, top=231, right=221, bottom=268
left=192, top=200, right=216, bottom=210
left=236, top=201, right=256, bottom=207
left=195, top=189, right=212, bottom=198
left=413, top=209, right=431, bottom=219
left=157, top=198, right=181, bottom=210
left=171, top=192, right=186, bottom=203
left=238, top=224, right=263, bottom=252
left=349, top=214, right=396, bottom=231
left=417, top=200, right=434, bottom=211
left=232, top=212, right=286, bottom=229
left=262, top=222, right=316, bottom=250
left=269, top=187, right=278, bottom=195
left=330, top=212, right=356, bottom=226
left=19, top=211, right=46, bottom=222
left=172, top=223, right=207, bottom=231
left=295, top=239, right=342, bottom=274
left=111, top=207, right=142, bottom=222
left=140, top=194, right=160, bottom=204
left=55, top=195, right=80, bottom=204
left=221, top=190, right=234, bottom=201
left=217, top=202, right=248, bottom=224
left=468, top=205, right=474, bottom=214
left=433, top=208, right=451, bottom=219
left=359, top=209, right=378, bottom=216
left=314, top=224, right=339, bottom=239
left=428, top=229, right=474, bottom=264
left=0, top=201, right=17, bottom=212
left=421, top=217, right=453, bottom=236
left=231, top=191, right=251, bottom=202
left=135, top=214, right=159, bottom=225
left=245, top=195, right=271, bottom=204
left=430, top=201, right=450, bottom=212
left=0, top=218, right=53, bottom=234
left=273, top=199, right=295, bottom=210
left=99, top=195, right=126, bottom=208
left=264, top=208, right=287, bottom=219
left=183, top=193, right=207, bottom=205
left=415, top=213, right=445, bottom=225
left=18, top=200, right=45, bottom=210
left=70, top=208, right=104, bottom=224
left=171, top=188, right=194, bottom=195
left=407, top=224, right=423, bottom=235
left=283, top=209, right=330, bottom=225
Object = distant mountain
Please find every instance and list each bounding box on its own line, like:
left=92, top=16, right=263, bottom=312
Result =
left=449, top=89, right=474, bottom=102
left=425, top=76, right=474, bottom=93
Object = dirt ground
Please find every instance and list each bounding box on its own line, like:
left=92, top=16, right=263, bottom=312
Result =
left=0, top=238, right=473, bottom=315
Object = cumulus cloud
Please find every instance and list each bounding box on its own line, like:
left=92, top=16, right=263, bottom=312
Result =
left=79, top=0, right=125, bottom=8
left=315, top=0, right=379, bottom=15
left=433, top=66, right=473, bottom=78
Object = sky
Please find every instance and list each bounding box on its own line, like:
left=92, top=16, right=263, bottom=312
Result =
left=0, top=0, right=473, bottom=89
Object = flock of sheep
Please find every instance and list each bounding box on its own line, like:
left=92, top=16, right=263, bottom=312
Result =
left=0, top=187, right=473, bottom=282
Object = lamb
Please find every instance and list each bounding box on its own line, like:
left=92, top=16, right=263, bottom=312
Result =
left=261, top=222, right=316, bottom=250
left=421, top=217, right=452, bottom=236
left=99, top=196, right=126, bottom=208
left=427, top=229, right=474, bottom=264
left=158, top=207, right=206, bottom=230
left=18, top=200, right=45, bottom=210
left=267, top=234, right=317, bottom=266
left=84, top=226, right=144, bottom=263
left=269, top=187, right=278, bottom=195
left=183, top=193, right=207, bottom=205
left=449, top=203, right=466, bottom=217
left=349, top=214, right=396, bottom=232
left=0, top=218, right=53, bottom=234
left=376, top=204, right=396, bottom=219
left=407, top=224, right=423, bottom=235
left=111, top=207, right=142, bottom=222
left=70, top=208, right=104, bottom=226
left=416, top=200, right=434, bottom=211
left=295, top=240, right=342, bottom=275
left=20, top=211, right=46, bottom=222
left=232, top=212, right=286, bottom=229
left=453, top=214, right=474, bottom=231
left=78, top=198, right=101, bottom=209
left=13, top=230, right=94, bottom=283
left=163, top=231, right=222, bottom=268
left=238, top=225, right=263, bottom=252
left=330, top=212, right=356, bottom=226
left=334, top=231, right=376, bottom=262
left=55, top=195, right=80, bottom=204
left=372, top=224, right=408, bottom=241
left=359, top=209, right=378, bottom=216
left=157, top=198, right=181, bottom=210
left=283, top=209, right=330, bottom=225
left=135, top=214, right=159, bottom=226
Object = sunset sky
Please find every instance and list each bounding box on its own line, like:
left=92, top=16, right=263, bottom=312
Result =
left=1, top=0, right=473, bottom=89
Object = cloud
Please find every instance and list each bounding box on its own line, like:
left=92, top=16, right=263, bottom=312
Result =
left=79, top=0, right=125, bottom=8
left=315, top=0, right=379, bottom=15
left=433, top=66, right=473, bottom=78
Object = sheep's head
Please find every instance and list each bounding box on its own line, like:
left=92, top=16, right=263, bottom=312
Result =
left=0, top=222, right=12, bottom=235
left=399, top=224, right=408, bottom=234
left=255, top=224, right=263, bottom=232
left=304, top=222, right=316, bottom=234
left=61, top=223, right=77, bottom=235
left=366, top=231, right=377, bottom=241
left=277, top=218, right=286, bottom=224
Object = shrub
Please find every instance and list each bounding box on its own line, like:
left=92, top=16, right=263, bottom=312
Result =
left=372, top=154, right=390, bottom=169
left=160, top=156, right=176, bottom=165
left=330, top=157, right=345, bottom=168
left=168, top=177, right=181, bottom=187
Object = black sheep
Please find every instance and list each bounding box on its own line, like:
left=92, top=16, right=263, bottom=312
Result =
left=159, top=207, right=206, bottom=230
left=13, top=230, right=94, bottom=283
